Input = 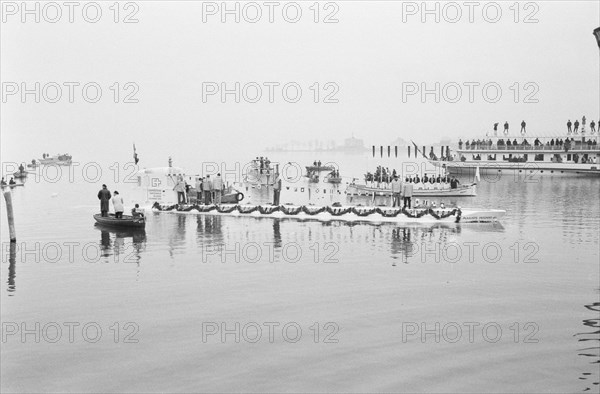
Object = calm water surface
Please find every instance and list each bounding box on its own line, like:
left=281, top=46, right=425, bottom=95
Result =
left=1, top=152, right=599, bottom=393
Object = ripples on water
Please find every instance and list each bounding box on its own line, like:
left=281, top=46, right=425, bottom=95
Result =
left=576, top=299, right=600, bottom=391
left=1, top=159, right=599, bottom=393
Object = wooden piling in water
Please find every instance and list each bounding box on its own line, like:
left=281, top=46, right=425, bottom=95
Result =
left=3, top=190, right=16, bottom=242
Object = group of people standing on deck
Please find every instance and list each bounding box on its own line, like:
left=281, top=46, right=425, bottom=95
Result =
left=173, top=174, right=225, bottom=205
left=388, top=176, right=458, bottom=209
left=390, top=177, right=414, bottom=208
left=367, top=170, right=460, bottom=190
left=567, top=117, right=597, bottom=134
left=256, top=157, right=271, bottom=174
left=488, top=121, right=528, bottom=136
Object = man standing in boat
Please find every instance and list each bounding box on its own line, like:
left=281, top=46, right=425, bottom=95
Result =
left=450, top=176, right=460, bottom=189
left=195, top=177, right=203, bottom=204
left=203, top=175, right=212, bottom=205
left=97, top=184, right=111, bottom=217
left=390, top=176, right=402, bottom=207
left=402, top=178, right=413, bottom=209
left=173, top=176, right=186, bottom=204
left=112, top=191, right=124, bottom=218
left=213, top=173, right=223, bottom=204
left=273, top=175, right=282, bottom=206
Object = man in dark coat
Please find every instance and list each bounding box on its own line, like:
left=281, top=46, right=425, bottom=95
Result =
left=98, top=184, right=111, bottom=217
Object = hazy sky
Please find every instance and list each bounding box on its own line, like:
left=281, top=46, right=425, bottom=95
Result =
left=1, top=0, right=599, bottom=169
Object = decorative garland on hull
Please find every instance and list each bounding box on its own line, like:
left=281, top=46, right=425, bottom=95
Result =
left=151, top=202, right=463, bottom=223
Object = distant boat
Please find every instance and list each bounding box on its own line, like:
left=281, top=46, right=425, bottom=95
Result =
left=1, top=183, right=24, bottom=189
left=93, top=214, right=145, bottom=228
left=39, top=154, right=72, bottom=166
left=13, top=170, right=28, bottom=179
left=306, top=165, right=336, bottom=173
left=324, top=175, right=342, bottom=184
left=428, top=133, right=600, bottom=177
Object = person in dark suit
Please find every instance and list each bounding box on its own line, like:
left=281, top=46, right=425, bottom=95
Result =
left=97, top=184, right=112, bottom=217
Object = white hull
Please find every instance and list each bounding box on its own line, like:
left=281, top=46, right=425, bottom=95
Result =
left=432, top=160, right=600, bottom=177
left=346, top=183, right=477, bottom=197
left=150, top=203, right=505, bottom=224
left=39, top=159, right=72, bottom=166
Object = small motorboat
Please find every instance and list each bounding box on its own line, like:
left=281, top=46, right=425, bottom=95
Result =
left=13, top=171, right=28, bottom=179
left=306, top=165, right=335, bottom=173
left=1, top=182, right=23, bottom=189
left=39, top=154, right=72, bottom=166
left=93, top=213, right=146, bottom=228
left=324, top=175, right=342, bottom=184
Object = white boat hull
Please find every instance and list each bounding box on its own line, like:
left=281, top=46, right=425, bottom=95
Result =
left=346, top=183, right=477, bottom=197
left=432, top=160, right=600, bottom=177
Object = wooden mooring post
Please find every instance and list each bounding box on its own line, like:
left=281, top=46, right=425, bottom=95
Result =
left=3, top=189, right=16, bottom=242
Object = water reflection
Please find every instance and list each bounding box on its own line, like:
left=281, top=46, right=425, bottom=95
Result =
left=273, top=219, right=282, bottom=248
left=94, top=224, right=147, bottom=265
left=575, top=297, right=600, bottom=391
left=6, top=242, right=16, bottom=295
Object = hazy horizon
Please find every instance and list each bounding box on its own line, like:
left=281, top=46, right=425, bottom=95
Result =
left=2, top=1, right=599, bottom=169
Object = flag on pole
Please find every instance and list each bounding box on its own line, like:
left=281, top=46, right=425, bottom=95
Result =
left=133, top=143, right=139, bottom=164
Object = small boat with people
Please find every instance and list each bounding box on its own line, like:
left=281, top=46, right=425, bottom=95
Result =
left=93, top=213, right=146, bottom=228
left=39, top=153, right=73, bottom=166
left=12, top=163, right=28, bottom=179
left=1, top=177, right=23, bottom=188
left=306, top=161, right=336, bottom=173
left=305, top=161, right=339, bottom=184
left=324, top=174, right=342, bottom=184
